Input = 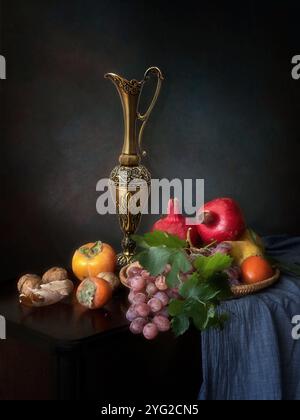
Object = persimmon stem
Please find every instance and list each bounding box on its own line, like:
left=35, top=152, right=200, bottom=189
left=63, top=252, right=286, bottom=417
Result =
left=80, top=241, right=103, bottom=258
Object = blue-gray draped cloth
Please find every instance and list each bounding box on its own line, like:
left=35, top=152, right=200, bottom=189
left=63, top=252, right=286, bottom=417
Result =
left=199, top=236, right=300, bottom=401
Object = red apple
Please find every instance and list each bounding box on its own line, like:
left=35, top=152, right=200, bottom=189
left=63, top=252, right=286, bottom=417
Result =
left=197, top=198, right=246, bottom=244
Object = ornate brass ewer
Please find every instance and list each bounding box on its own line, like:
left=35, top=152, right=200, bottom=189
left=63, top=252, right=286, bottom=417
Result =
left=106, top=67, right=164, bottom=268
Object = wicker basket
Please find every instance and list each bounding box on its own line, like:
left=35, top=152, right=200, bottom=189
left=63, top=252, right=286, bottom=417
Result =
left=230, top=268, right=280, bottom=298
left=119, top=264, right=281, bottom=298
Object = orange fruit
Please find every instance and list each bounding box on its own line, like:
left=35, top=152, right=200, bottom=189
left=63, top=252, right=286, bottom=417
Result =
left=241, top=256, right=274, bottom=285
left=76, top=277, right=112, bottom=310
left=72, top=241, right=117, bottom=281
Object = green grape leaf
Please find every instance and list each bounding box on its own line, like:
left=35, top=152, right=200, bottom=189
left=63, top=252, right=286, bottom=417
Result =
left=182, top=300, right=216, bottom=331
left=179, top=273, right=200, bottom=299
left=168, top=299, right=185, bottom=317
left=135, top=246, right=172, bottom=276
left=209, top=272, right=233, bottom=301
left=166, top=250, right=193, bottom=288
left=132, top=231, right=186, bottom=250
left=194, top=253, right=233, bottom=280
left=203, top=305, right=218, bottom=329
left=172, top=314, right=190, bottom=337
left=205, top=313, right=229, bottom=330
left=166, top=264, right=180, bottom=288
left=180, top=273, right=226, bottom=302
left=170, top=249, right=192, bottom=273
left=191, top=303, right=209, bottom=330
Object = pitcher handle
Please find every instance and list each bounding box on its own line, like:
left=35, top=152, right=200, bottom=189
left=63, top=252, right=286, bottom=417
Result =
left=137, top=67, right=164, bottom=157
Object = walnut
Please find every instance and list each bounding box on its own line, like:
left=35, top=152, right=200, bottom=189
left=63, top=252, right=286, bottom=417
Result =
left=42, top=267, right=68, bottom=284
left=17, top=274, right=41, bottom=295
left=18, top=268, right=73, bottom=308
left=19, top=279, right=74, bottom=307
left=97, top=272, right=120, bottom=291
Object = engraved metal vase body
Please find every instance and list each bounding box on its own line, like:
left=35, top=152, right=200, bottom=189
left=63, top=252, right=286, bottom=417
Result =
left=106, top=67, right=164, bottom=268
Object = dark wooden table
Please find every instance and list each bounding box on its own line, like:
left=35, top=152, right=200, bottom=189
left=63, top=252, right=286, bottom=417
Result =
left=0, top=279, right=202, bottom=400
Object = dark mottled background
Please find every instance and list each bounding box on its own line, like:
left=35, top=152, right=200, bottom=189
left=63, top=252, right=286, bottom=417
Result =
left=1, top=0, right=300, bottom=280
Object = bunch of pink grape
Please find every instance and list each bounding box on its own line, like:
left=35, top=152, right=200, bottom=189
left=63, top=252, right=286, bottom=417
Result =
left=126, top=263, right=179, bottom=340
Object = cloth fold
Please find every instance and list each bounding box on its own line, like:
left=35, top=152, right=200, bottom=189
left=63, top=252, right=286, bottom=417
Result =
left=199, top=236, right=300, bottom=401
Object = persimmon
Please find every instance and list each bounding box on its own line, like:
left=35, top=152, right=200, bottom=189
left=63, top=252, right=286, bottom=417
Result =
left=72, top=241, right=117, bottom=281
left=76, top=277, right=112, bottom=309
left=241, top=256, right=274, bottom=285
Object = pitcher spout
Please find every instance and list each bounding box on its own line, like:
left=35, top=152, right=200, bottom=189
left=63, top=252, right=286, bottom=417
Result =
left=105, top=72, right=143, bottom=166
left=105, top=73, right=143, bottom=95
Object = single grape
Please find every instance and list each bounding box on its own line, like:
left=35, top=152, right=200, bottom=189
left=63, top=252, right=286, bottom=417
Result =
left=157, top=307, right=170, bottom=318
left=130, top=317, right=147, bottom=335
left=135, top=303, right=151, bottom=317
left=126, top=306, right=138, bottom=322
left=226, top=266, right=242, bottom=286
left=141, top=270, right=151, bottom=280
left=153, top=315, right=171, bottom=332
left=130, top=275, right=146, bottom=292
left=228, top=277, right=241, bottom=287
left=146, top=282, right=158, bottom=297
left=226, top=265, right=241, bottom=280
left=143, top=323, right=159, bottom=340
left=127, top=276, right=135, bottom=289
left=211, top=242, right=232, bottom=255
left=154, top=291, right=169, bottom=307
left=128, top=290, right=136, bottom=304
left=127, top=265, right=143, bottom=277
left=148, top=297, right=163, bottom=313
left=132, top=292, right=147, bottom=305
left=155, top=275, right=168, bottom=291
left=167, top=288, right=180, bottom=299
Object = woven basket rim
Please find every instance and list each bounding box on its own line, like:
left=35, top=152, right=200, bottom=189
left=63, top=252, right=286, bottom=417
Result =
left=119, top=264, right=281, bottom=297
left=230, top=268, right=280, bottom=297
